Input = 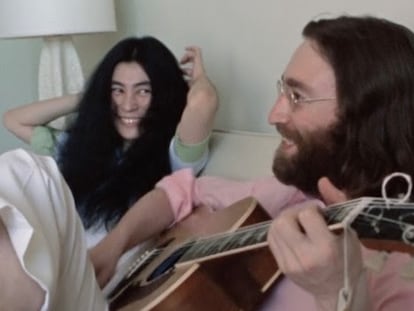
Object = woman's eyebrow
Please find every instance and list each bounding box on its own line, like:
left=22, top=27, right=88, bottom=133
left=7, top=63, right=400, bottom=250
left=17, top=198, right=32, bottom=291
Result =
left=134, top=81, right=151, bottom=87
left=111, top=80, right=151, bottom=87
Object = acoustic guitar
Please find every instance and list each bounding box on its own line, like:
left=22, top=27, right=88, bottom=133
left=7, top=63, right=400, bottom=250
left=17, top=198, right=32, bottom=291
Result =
left=105, top=196, right=414, bottom=311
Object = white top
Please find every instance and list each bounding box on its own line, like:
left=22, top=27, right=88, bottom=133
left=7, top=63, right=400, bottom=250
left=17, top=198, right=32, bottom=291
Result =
left=0, top=149, right=107, bottom=310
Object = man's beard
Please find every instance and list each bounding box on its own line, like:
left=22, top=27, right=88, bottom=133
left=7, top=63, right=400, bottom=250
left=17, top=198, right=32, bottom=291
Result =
left=272, top=124, right=339, bottom=196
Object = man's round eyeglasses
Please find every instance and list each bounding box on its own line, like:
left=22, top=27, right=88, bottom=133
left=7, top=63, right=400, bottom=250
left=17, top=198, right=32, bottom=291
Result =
left=276, top=79, right=335, bottom=108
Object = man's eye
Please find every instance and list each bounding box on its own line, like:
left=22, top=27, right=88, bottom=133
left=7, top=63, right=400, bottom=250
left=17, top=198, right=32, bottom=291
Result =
left=291, top=91, right=303, bottom=103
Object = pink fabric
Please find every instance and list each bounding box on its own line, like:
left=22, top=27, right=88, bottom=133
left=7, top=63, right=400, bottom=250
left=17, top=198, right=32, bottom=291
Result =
left=260, top=249, right=414, bottom=311
left=156, top=168, right=308, bottom=222
left=156, top=168, right=414, bottom=310
left=364, top=249, right=414, bottom=310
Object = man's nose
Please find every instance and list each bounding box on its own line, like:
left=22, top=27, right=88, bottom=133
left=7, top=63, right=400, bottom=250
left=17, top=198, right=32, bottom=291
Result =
left=268, top=95, right=292, bottom=125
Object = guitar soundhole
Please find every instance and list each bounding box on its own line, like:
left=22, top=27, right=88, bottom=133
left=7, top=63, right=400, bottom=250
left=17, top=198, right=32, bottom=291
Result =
left=147, top=244, right=192, bottom=282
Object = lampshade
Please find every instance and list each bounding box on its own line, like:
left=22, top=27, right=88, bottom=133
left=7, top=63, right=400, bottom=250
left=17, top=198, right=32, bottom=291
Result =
left=0, top=0, right=116, bottom=38
left=0, top=0, right=117, bottom=130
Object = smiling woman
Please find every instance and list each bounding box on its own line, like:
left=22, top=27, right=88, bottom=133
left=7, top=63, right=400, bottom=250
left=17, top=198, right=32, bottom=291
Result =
left=111, top=62, right=153, bottom=142
left=2, top=36, right=218, bottom=247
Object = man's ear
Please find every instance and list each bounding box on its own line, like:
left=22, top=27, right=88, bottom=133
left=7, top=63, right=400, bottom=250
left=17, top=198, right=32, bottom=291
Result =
left=317, top=176, right=347, bottom=205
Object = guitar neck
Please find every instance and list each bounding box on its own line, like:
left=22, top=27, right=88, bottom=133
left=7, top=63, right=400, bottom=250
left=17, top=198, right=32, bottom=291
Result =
left=181, top=197, right=414, bottom=262
left=179, top=221, right=271, bottom=263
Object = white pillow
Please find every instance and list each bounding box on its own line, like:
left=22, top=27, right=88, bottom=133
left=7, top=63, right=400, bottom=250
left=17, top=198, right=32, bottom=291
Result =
left=202, top=130, right=279, bottom=180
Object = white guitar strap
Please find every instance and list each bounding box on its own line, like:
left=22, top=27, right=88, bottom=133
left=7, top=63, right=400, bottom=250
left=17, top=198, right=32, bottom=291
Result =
left=336, top=198, right=370, bottom=311
left=337, top=227, right=352, bottom=311
left=337, top=172, right=412, bottom=311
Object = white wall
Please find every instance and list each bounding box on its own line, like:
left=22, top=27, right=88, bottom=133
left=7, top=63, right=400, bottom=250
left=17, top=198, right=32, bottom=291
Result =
left=1, top=0, right=414, bottom=152
left=0, top=35, right=118, bottom=153
left=0, top=39, right=40, bottom=151
left=116, top=0, right=414, bottom=134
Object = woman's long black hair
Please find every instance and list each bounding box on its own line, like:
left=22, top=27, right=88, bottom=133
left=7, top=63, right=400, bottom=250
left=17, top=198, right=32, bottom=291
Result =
left=58, top=37, right=189, bottom=229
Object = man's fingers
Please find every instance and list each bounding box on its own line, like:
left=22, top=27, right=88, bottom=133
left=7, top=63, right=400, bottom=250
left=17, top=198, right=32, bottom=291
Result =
left=317, top=177, right=347, bottom=205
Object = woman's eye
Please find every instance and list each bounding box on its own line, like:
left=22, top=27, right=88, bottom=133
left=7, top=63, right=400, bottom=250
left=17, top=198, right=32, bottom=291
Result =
left=137, top=89, right=152, bottom=96
left=111, top=88, right=123, bottom=95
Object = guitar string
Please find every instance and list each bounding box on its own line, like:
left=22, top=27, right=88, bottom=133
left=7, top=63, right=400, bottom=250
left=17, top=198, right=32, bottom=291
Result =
left=326, top=199, right=414, bottom=221
left=126, top=198, right=414, bottom=277
left=328, top=202, right=414, bottom=235
left=145, top=207, right=414, bottom=261
left=120, top=199, right=414, bottom=292
left=116, top=194, right=414, bottom=298
left=147, top=220, right=273, bottom=258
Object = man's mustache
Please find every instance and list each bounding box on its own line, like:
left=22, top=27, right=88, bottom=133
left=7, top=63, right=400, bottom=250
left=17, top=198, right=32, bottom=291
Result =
left=276, top=124, right=302, bottom=143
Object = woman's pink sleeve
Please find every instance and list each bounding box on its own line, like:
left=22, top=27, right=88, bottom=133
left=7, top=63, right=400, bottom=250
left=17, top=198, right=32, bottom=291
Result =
left=156, top=169, right=307, bottom=223
left=155, top=169, right=196, bottom=223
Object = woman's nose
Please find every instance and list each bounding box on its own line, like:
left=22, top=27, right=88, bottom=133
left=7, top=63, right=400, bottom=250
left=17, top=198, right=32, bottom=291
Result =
left=122, top=92, right=139, bottom=111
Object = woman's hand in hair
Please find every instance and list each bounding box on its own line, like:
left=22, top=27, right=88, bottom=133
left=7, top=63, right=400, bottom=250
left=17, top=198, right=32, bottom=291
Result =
left=177, top=46, right=218, bottom=144
left=3, top=94, right=80, bottom=144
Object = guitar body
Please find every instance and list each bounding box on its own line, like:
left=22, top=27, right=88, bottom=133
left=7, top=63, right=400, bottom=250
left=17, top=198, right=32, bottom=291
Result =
left=112, top=197, right=280, bottom=311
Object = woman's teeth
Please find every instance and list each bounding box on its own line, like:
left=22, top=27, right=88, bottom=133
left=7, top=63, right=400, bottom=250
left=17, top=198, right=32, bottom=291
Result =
left=120, top=117, right=139, bottom=125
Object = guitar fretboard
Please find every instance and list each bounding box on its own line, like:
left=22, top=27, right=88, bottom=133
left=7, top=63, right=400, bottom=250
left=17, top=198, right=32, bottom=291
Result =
left=179, top=197, right=414, bottom=263
left=180, top=222, right=271, bottom=262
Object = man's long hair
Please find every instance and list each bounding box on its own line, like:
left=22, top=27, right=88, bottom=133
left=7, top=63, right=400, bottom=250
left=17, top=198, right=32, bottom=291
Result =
left=58, top=37, right=188, bottom=229
left=303, top=16, right=414, bottom=199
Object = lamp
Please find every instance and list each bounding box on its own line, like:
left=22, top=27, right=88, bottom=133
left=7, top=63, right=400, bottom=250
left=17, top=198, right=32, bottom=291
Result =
left=0, top=0, right=117, bottom=128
